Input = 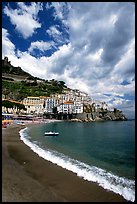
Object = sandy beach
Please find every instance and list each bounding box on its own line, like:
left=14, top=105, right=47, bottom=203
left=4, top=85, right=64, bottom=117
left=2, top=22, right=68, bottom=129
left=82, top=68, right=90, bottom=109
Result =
left=2, top=122, right=127, bottom=202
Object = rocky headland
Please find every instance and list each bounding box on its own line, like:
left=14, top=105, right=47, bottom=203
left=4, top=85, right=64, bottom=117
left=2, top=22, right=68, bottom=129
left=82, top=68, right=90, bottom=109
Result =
left=71, top=108, right=127, bottom=122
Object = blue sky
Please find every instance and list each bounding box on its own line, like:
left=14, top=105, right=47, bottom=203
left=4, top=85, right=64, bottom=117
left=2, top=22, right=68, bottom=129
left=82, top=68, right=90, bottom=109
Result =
left=2, top=2, right=135, bottom=118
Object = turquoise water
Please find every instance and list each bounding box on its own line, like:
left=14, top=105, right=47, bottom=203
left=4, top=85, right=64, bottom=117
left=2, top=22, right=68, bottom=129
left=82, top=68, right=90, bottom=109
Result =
left=20, top=120, right=135, bottom=201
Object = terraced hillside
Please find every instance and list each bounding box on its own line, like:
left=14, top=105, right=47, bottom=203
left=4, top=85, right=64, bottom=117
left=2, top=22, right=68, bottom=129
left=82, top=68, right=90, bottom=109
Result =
left=2, top=58, right=69, bottom=101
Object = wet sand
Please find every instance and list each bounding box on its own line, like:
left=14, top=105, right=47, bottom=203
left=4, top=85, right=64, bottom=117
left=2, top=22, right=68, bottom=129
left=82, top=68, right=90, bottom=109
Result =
left=2, top=123, right=127, bottom=202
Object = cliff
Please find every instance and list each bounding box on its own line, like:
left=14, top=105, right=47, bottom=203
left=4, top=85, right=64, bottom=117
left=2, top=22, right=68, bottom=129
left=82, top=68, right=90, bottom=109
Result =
left=72, top=109, right=128, bottom=122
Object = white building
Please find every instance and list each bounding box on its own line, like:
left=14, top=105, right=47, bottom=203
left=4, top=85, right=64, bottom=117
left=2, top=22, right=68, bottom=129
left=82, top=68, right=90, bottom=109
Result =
left=57, top=101, right=74, bottom=114
left=22, top=96, right=59, bottom=114
left=22, top=96, right=44, bottom=114
left=57, top=100, right=83, bottom=114
left=73, top=101, right=83, bottom=113
left=44, top=97, right=59, bottom=113
left=21, top=90, right=107, bottom=115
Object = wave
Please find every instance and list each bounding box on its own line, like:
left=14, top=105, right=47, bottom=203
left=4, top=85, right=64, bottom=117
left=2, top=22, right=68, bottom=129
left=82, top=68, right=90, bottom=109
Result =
left=19, top=127, right=135, bottom=202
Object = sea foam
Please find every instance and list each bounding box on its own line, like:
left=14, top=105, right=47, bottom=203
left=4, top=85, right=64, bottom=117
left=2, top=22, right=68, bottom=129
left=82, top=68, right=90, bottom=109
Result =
left=19, top=127, right=135, bottom=202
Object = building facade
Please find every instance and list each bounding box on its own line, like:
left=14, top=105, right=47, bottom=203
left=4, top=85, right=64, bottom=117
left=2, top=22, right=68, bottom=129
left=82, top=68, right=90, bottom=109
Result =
left=21, top=90, right=109, bottom=115
left=23, top=96, right=44, bottom=114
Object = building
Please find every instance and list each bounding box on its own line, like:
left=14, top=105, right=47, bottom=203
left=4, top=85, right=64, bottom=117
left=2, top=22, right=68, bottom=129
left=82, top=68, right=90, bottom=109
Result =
left=22, top=96, right=59, bottom=114
left=21, top=90, right=108, bottom=115
left=57, top=101, right=74, bottom=114
left=57, top=100, right=83, bottom=114
left=44, top=97, right=59, bottom=113
left=22, top=96, right=44, bottom=114
left=74, top=101, right=83, bottom=113
left=3, top=56, right=11, bottom=67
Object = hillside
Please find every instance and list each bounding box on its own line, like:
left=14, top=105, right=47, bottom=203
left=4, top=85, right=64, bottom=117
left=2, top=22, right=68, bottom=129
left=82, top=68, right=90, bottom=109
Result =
left=2, top=57, right=69, bottom=101
left=2, top=58, right=32, bottom=78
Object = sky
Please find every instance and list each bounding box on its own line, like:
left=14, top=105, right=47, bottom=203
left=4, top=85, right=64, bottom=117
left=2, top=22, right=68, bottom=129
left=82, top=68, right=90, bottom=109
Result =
left=2, top=2, right=135, bottom=119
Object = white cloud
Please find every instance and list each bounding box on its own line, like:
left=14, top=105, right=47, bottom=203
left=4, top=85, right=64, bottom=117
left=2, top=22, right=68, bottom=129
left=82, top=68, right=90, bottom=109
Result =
left=46, top=2, right=70, bottom=28
left=28, top=40, right=55, bottom=54
left=112, top=39, right=135, bottom=81
left=17, top=2, right=42, bottom=17
left=11, top=43, right=73, bottom=79
left=49, top=2, right=68, bottom=21
left=47, top=25, right=62, bottom=37
left=2, top=28, right=15, bottom=58
left=3, top=2, right=43, bottom=39
left=46, top=25, right=65, bottom=44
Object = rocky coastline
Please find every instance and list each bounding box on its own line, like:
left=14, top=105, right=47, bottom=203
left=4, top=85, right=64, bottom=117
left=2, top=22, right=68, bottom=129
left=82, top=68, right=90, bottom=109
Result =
left=71, top=109, right=128, bottom=122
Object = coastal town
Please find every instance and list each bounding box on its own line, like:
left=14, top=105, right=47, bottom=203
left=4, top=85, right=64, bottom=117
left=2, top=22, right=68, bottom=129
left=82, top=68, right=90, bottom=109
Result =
left=2, top=57, right=127, bottom=126
left=2, top=89, right=105, bottom=118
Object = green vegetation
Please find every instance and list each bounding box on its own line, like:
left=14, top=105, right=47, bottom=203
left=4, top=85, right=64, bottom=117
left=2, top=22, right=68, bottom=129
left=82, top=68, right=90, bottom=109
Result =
left=2, top=79, right=68, bottom=100
left=2, top=100, right=26, bottom=110
left=2, top=64, right=31, bottom=77
left=2, top=58, right=69, bottom=100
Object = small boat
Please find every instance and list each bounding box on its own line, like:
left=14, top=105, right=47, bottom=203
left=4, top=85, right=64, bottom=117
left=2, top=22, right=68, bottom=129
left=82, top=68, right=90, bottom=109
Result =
left=44, top=131, right=59, bottom=136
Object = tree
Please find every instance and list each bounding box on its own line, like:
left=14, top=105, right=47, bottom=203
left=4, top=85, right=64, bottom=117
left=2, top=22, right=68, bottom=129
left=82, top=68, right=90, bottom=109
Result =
left=2, top=100, right=26, bottom=111
left=2, top=100, right=13, bottom=109
left=16, top=103, right=26, bottom=111
left=59, top=81, right=65, bottom=86
left=53, top=107, right=57, bottom=114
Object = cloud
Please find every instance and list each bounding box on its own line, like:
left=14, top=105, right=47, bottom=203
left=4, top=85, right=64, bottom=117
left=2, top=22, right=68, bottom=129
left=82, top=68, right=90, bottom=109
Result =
left=3, top=2, right=43, bottom=39
left=2, top=28, right=15, bottom=58
left=9, top=43, right=73, bottom=79
left=101, top=4, right=135, bottom=66
left=46, top=3, right=70, bottom=45
left=112, top=39, right=135, bottom=82
left=28, top=40, right=55, bottom=54
left=68, top=2, right=134, bottom=65
left=47, top=25, right=62, bottom=36
left=46, top=25, right=67, bottom=45
left=47, top=2, right=70, bottom=22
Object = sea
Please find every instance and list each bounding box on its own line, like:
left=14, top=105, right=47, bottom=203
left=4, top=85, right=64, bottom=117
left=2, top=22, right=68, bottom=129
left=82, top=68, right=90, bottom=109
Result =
left=19, top=120, right=135, bottom=202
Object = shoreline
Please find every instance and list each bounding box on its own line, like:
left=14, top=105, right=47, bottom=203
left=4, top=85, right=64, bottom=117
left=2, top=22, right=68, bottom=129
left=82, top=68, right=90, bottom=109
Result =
left=2, top=122, right=127, bottom=202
